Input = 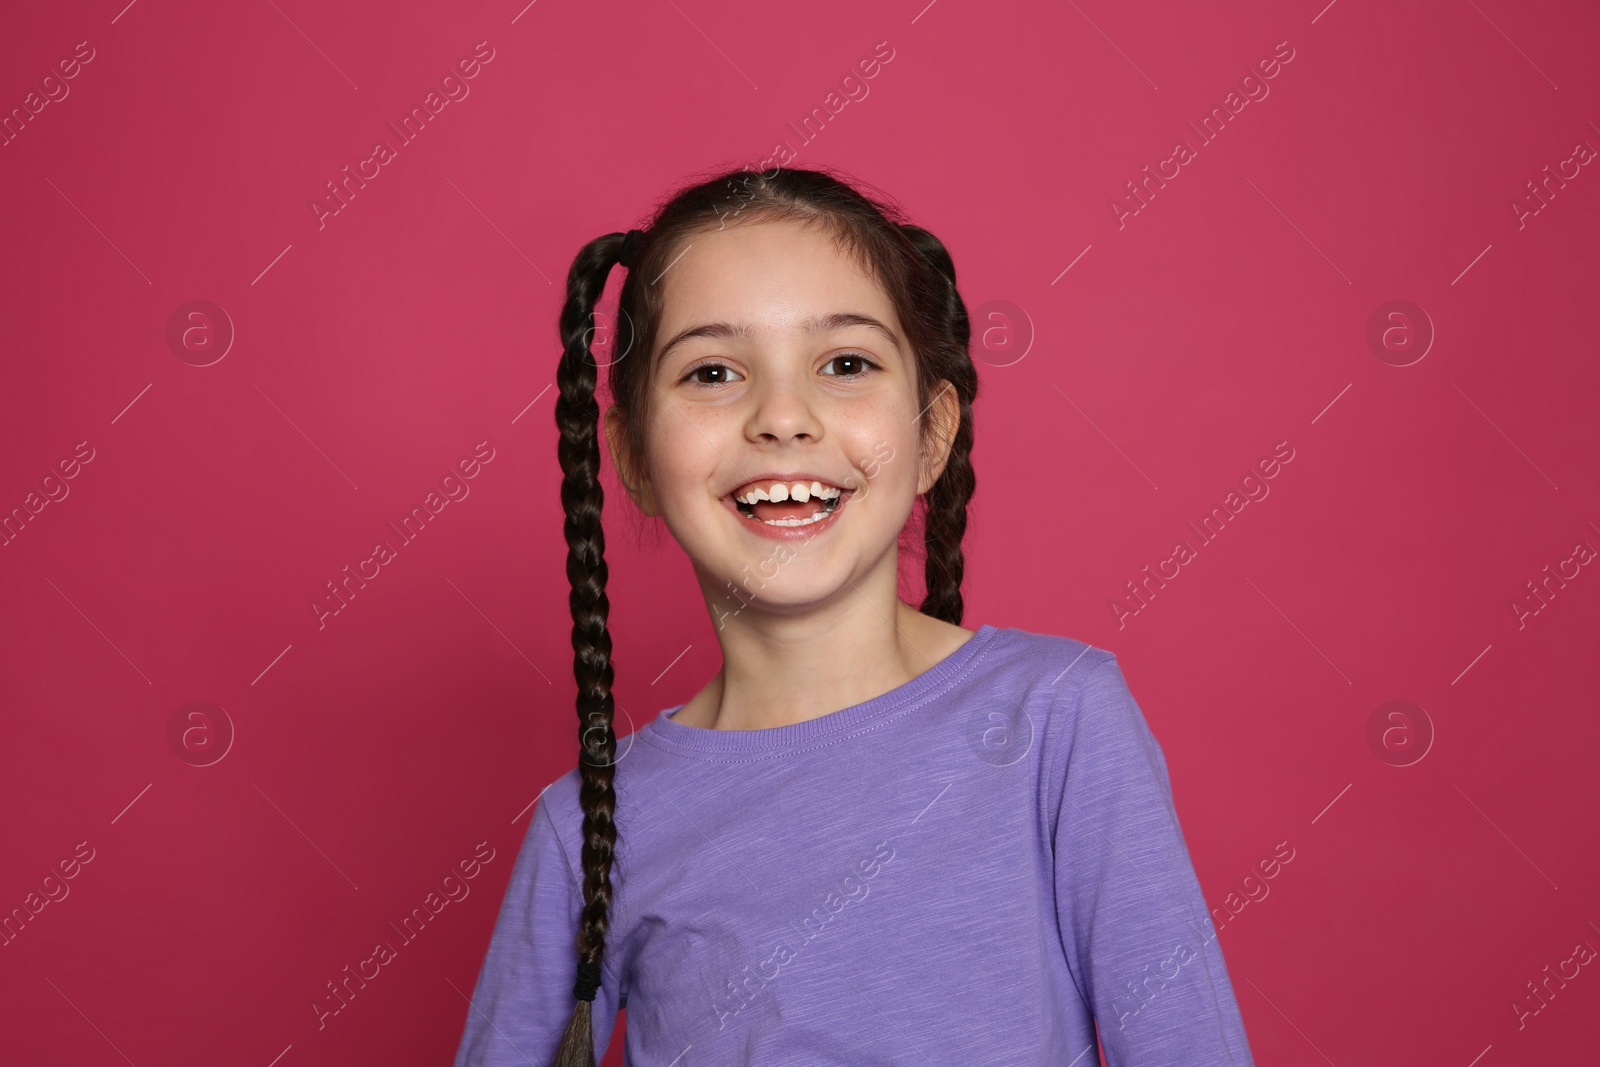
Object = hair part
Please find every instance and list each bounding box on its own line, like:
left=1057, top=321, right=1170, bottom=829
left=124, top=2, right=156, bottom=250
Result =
left=549, top=163, right=978, bottom=1065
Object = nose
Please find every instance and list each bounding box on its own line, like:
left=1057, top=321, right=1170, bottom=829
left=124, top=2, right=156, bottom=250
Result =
left=744, top=367, right=823, bottom=444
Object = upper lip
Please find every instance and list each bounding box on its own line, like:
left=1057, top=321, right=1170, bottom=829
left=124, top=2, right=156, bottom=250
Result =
left=726, top=472, right=851, bottom=498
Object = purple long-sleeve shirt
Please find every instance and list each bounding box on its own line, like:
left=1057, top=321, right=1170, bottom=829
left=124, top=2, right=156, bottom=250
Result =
left=454, top=624, right=1255, bottom=1065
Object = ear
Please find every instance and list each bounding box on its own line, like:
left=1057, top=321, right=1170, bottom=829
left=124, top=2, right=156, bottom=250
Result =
left=603, top=405, right=660, bottom=515
left=916, top=379, right=961, bottom=495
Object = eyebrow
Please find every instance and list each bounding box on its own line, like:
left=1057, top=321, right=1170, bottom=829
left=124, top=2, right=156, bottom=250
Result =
left=656, top=311, right=903, bottom=365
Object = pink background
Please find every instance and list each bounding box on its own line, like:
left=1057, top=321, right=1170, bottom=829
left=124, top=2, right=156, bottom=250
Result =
left=4, top=0, right=1599, bottom=1064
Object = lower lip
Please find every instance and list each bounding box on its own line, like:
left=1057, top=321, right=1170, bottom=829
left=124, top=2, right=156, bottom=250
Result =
left=721, top=490, right=853, bottom=541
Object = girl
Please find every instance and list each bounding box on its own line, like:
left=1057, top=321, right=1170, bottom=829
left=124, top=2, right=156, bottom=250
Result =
left=455, top=165, right=1254, bottom=1066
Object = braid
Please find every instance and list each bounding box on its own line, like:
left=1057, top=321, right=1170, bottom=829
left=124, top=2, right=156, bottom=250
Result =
left=897, top=225, right=978, bottom=627
left=548, top=230, right=631, bottom=1067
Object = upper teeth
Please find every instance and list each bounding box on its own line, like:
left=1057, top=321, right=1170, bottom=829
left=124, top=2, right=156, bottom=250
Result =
left=734, top=480, right=843, bottom=505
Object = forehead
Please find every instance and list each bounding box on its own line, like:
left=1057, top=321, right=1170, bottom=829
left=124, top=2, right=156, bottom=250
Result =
left=653, top=218, right=897, bottom=343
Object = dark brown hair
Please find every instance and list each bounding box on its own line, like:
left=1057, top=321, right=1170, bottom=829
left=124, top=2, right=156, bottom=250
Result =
left=549, top=163, right=978, bottom=1065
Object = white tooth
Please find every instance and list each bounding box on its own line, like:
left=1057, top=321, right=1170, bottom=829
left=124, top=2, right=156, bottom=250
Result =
left=791, top=482, right=810, bottom=502
left=751, top=486, right=770, bottom=501
left=761, top=508, right=827, bottom=526
left=810, top=481, right=824, bottom=497
left=768, top=483, right=788, bottom=502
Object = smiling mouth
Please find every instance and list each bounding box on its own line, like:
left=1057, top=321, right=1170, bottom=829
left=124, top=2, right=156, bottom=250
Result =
left=734, top=492, right=846, bottom=527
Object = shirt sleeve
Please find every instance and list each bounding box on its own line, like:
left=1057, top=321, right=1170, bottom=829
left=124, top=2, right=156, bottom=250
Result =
left=1051, top=655, right=1255, bottom=1066
left=453, top=788, right=622, bottom=1067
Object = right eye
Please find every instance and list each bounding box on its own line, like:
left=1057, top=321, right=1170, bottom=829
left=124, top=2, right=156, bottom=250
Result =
left=680, top=361, right=744, bottom=387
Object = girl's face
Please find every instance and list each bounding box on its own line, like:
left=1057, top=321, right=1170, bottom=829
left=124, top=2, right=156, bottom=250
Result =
left=605, top=217, right=957, bottom=620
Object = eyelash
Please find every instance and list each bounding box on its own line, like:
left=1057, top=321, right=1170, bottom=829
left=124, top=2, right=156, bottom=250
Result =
left=679, top=352, right=882, bottom=388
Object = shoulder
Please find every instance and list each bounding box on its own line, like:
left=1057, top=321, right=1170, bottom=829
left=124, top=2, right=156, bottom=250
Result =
left=950, top=625, right=1125, bottom=733
left=978, top=624, right=1119, bottom=701
left=975, top=626, right=1154, bottom=771
left=526, top=739, right=668, bottom=885
left=521, top=765, right=586, bottom=886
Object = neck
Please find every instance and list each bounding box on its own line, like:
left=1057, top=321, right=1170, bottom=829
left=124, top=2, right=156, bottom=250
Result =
left=679, top=556, right=972, bottom=731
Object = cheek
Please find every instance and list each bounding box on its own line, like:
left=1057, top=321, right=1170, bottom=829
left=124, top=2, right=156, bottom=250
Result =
left=837, top=436, right=911, bottom=513
left=644, top=410, right=722, bottom=500
left=865, top=419, right=923, bottom=486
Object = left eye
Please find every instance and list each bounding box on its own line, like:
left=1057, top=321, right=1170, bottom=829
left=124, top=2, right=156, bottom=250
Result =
left=822, top=353, right=879, bottom=377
